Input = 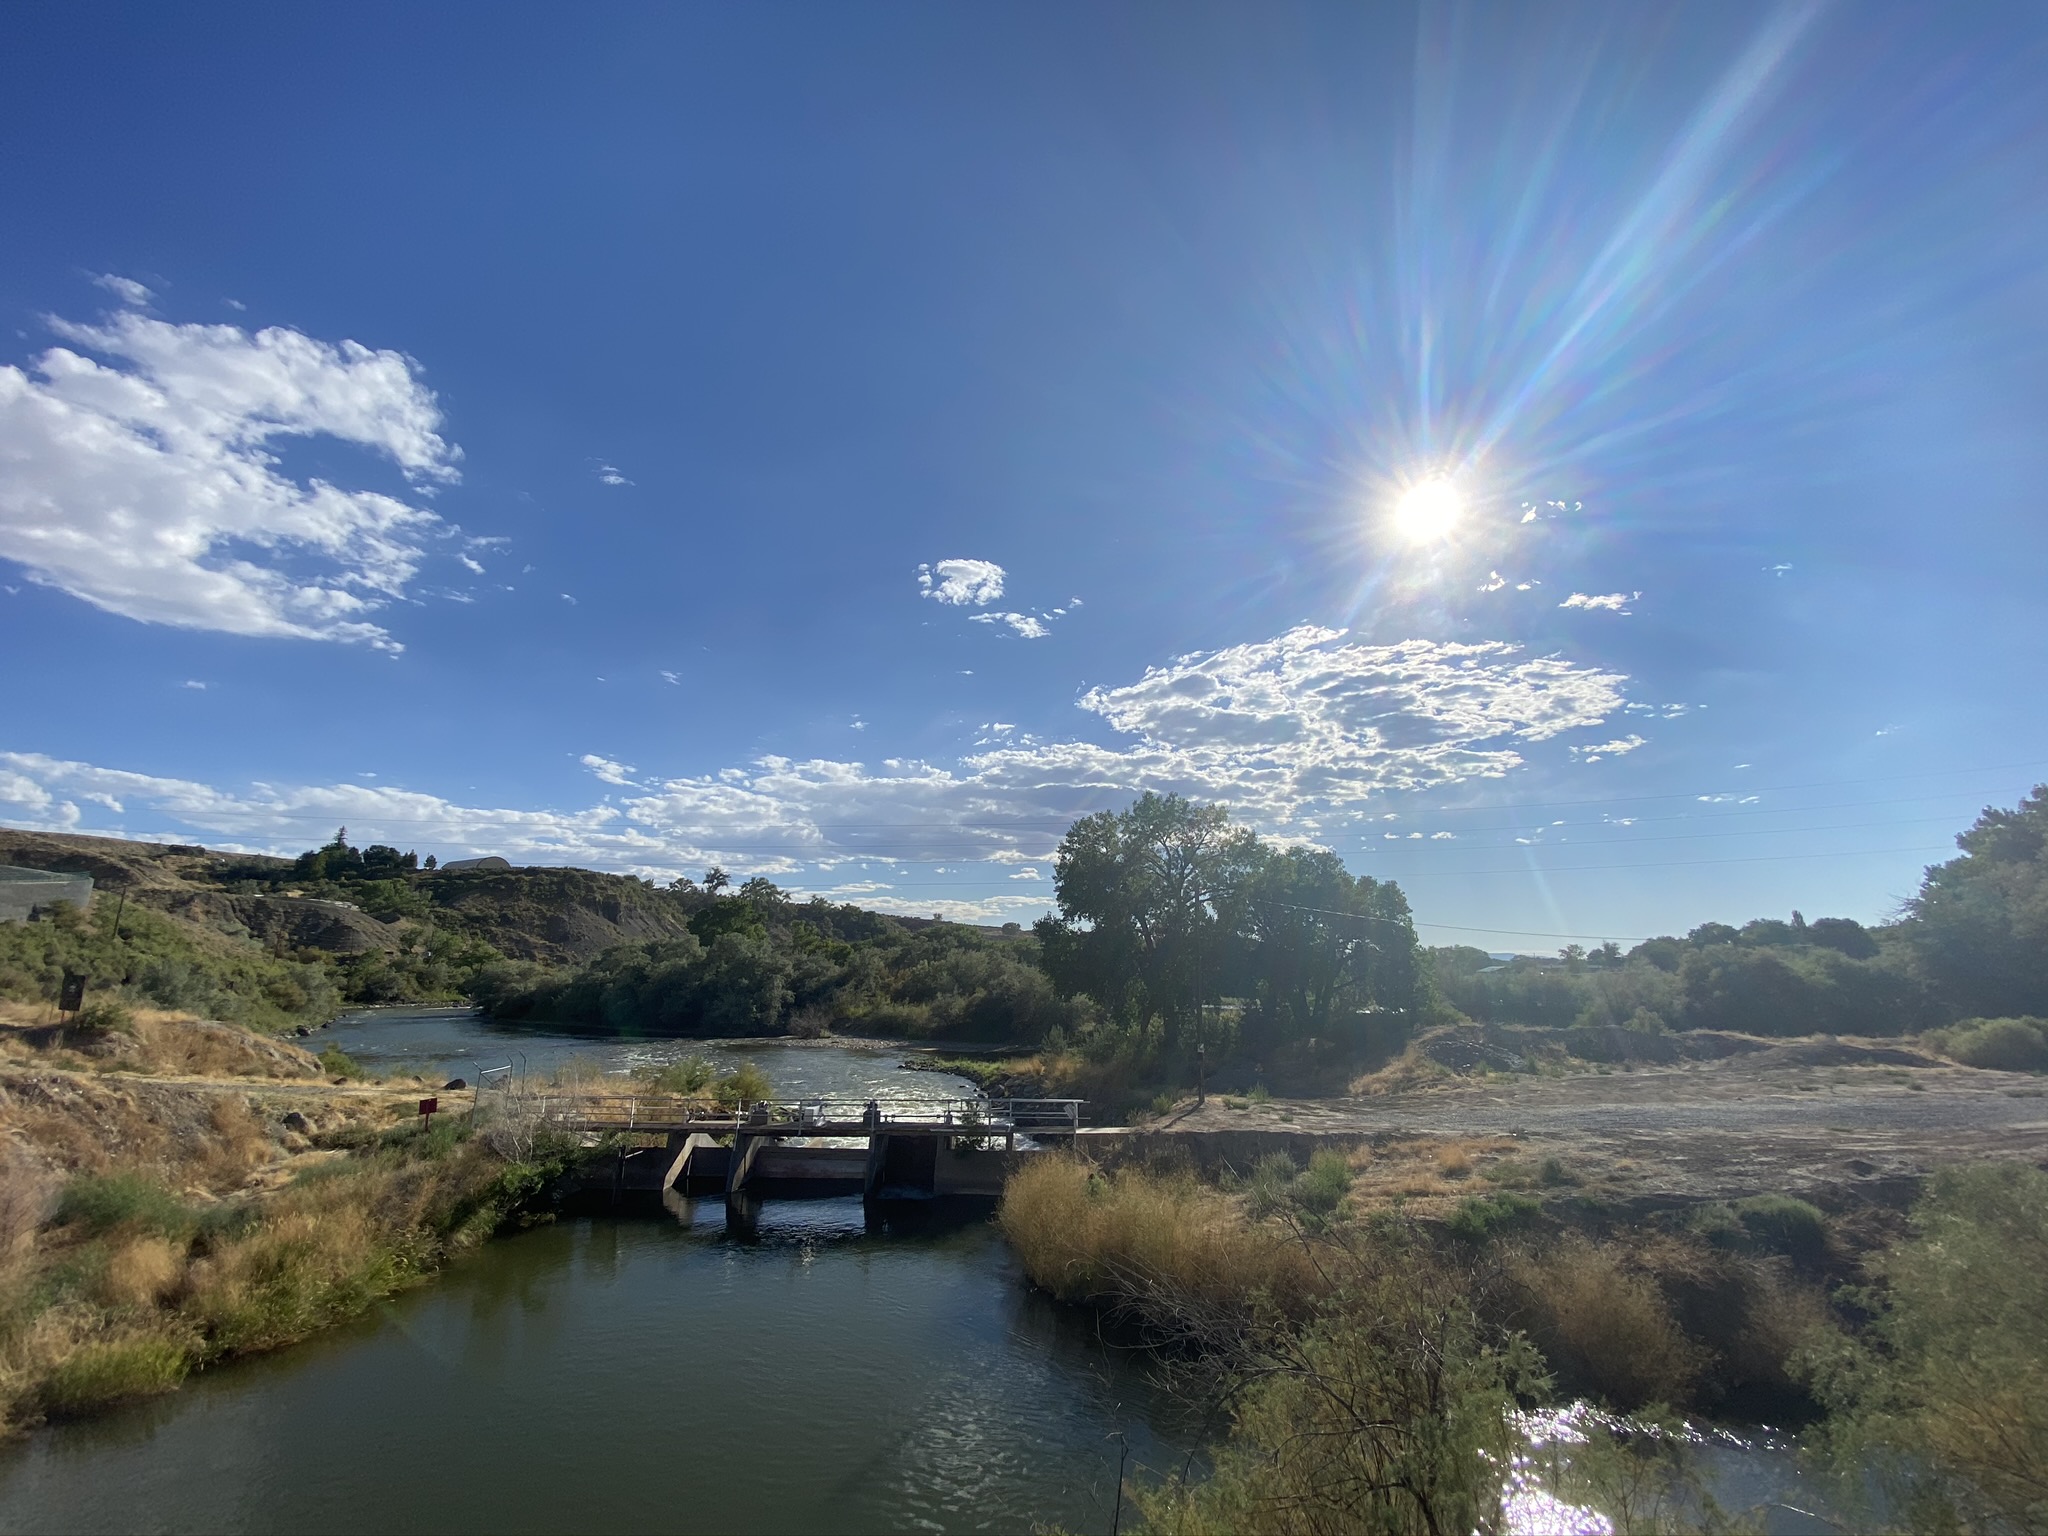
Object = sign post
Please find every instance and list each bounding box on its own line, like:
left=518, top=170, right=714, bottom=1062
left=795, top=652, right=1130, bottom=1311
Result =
left=58, top=971, right=87, bottom=1020
left=418, top=1096, right=439, bottom=1129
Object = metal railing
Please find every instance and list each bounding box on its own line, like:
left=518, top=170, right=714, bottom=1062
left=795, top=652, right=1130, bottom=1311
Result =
left=527, top=1094, right=1086, bottom=1136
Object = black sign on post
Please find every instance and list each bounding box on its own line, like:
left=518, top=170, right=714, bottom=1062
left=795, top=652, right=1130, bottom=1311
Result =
left=58, top=971, right=87, bottom=1014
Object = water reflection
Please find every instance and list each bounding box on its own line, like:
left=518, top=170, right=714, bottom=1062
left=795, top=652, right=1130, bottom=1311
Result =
left=0, top=1209, right=1198, bottom=1536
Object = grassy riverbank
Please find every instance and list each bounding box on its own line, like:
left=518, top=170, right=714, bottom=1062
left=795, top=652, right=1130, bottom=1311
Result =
left=1000, top=1149, right=2048, bottom=1532
left=0, top=1004, right=582, bottom=1434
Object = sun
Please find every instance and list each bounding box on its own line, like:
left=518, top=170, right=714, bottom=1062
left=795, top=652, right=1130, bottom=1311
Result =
left=1393, top=478, right=1462, bottom=542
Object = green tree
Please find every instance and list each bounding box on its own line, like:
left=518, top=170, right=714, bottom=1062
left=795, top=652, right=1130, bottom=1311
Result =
left=1037, top=793, right=1258, bottom=1047
left=1903, top=784, right=2048, bottom=1020
left=1235, top=844, right=1422, bottom=1053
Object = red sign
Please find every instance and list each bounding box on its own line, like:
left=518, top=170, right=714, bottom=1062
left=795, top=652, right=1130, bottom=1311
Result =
left=418, top=1097, right=439, bottom=1117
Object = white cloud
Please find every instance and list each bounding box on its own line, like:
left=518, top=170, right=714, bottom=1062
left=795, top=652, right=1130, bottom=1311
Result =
left=1765, top=564, right=1792, bottom=577
left=1478, top=571, right=1507, bottom=592
left=579, top=754, right=638, bottom=787
left=970, top=611, right=1051, bottom=639
left=917, top=558, right=1005, bottom=606
left=459, top=554, right=485, bottom=574
left=560, top=593, right=576, bottom=604
left=660, top=671, right=680, bottom=685
left=0, top=308, right=461, bottom=651
left=1569, top=734, right=1648, bottom=762
left=180, top=679, right=207, bottom=690
left=1010, top=868, right=1044, bottom=880
left=1559, top=592, right=1639, bottom=614
left=0, top=625, right=1641, bottom=885
left=596, top=462, right=631, bottom=486
left=1431, top=831, right=1456, bottom=840
left=93, top=274, right=154, bottom=306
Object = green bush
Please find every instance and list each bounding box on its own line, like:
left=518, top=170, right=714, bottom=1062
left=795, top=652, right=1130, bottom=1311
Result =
left=1805, top=1163, right=2048, bottom=1532
left=1734, top=1194, right=1829, bottom=1263
left=1933, top=1016, right=2048, bottom=1072
left=71, top=1000, right=134, bottom=1034
left=53, top=1173, right=197, bottom=1238
left=1446, top=1191, right=1541, bottom=1244
left=640, top=1055, right=715, bottom=1094
left=711, top=1061, right=773, bottom=1107
left=318, top=1045, right=363, bottom=1079
left=1294, top=1149, right=1354, bottom=1221
left=41, top=1336, right=192, bottom=1416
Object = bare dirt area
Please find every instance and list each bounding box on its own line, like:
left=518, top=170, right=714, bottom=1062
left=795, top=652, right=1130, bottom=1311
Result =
left=1129, top=1044, right=2047, bottom=1216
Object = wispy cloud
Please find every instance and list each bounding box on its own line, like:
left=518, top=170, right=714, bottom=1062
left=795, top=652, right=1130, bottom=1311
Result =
left=1559, top=591, right=1640, bottom=614
left=0, top=307, right=462, bottom=651
left=596, top=462, right=631, bottom=487
left=92, top=273, right=153, bottom=306
left=1569, top=734, right=1647, bottom=762
left=179, top=680, right=207, bottom=691
left=970, top=611, right=1050, bottom=639
left=579, top=753, right=638, bottom=787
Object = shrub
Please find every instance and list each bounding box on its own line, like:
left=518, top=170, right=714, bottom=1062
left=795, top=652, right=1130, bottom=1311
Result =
left=1446, top=1191, right=1541, bottom=1244
left=1932, top=1016, right=2048, bottom=1073
left=317, top=1045, right=363, bottom=1080
left=40, top=1334, right=192, bottom=1417
left=711, top=1061, right=773, bottom=1108
left=1505, top=1235, right=1701, bottom=1409
left=997, top=1154, right=1321, bottom=1317
left=641, top=1055, right=714, bottom=1095
left=1805, top=1163, right=2048, bottom=1532
left=1293, top=1149, right=1353, bottom=1223
left=1136, top=1248, right=1544, bottom=1536
left=52, top=1173, right=197, bottom=1239
left=71, top=1000, right=134, bottom=1035
left=1733, top=1195, right=1828, bottom=1264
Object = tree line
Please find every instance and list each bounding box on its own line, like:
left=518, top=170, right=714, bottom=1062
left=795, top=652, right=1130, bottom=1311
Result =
left=1433, top=783, right=2048, bottom=1043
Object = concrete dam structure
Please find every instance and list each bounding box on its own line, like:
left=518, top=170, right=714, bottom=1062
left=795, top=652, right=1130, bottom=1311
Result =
left=552, top=1096, right=1084, bottom=1220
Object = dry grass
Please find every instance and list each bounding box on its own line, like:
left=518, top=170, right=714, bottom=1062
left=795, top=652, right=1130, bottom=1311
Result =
left=0, top=1003, right=322, bottom=1081
left=998, top=1153, right=1323, bottom=1318
left=1503, top=1234, right=1704, bottom=1410
left=1335, top=1136, right=1523, bottom=1211
left=0, top=1131, right=550, bottom=1433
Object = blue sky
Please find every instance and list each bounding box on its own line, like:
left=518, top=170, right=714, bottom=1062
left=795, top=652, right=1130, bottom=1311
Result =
left=3, top=2, right=2045, bottom=947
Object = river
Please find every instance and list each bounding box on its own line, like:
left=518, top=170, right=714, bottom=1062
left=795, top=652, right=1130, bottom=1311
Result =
left=0, top=1010, right=1199, bottom=1535
left=0, top=1009, right=1853, bottom=1534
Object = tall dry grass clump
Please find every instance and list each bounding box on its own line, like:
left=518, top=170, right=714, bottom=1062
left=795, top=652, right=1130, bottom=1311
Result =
left=0, top=1125, right=570, bottom=1434
left=998, top=1153, right=1321, bottom=1319
left=1502, top=1234, right=1702, bottom=1410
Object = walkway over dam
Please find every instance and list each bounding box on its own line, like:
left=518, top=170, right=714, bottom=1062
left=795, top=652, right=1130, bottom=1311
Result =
left=541, top=1096, right=1085, bottom=1211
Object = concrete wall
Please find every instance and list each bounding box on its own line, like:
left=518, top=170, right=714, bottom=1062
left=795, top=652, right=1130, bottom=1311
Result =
left=0, top=866, right=94, bottom=924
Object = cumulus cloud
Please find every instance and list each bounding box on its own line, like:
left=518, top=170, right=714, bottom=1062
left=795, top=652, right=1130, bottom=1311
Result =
left=917, top=558, right=1005, bottom=606
left=970, top=611, right=1050, bottom=639
left=0, top=308, right=462, bottom=650
left=1568, top=734, right=1648, bottom=762
left=0, top=625, right=1640, bottom=903
left=93, top=274, right=154, bottom=306
left=1559, top=591, right=1640, bottom=614
left=596, top=462, right=631, bottom=486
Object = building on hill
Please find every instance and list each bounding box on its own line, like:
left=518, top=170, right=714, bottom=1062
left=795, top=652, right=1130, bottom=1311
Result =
left=438, top=856, right=513, bottom=874
left=0, top=865, right=94, bottom=923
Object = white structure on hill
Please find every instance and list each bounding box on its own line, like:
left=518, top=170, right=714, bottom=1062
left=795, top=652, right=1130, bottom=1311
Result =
left=439, top=856, right=512, bottom=874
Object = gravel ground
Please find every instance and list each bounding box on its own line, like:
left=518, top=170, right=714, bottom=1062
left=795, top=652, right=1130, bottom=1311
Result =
left=1142, top=1056, right=2048, bottom=1206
